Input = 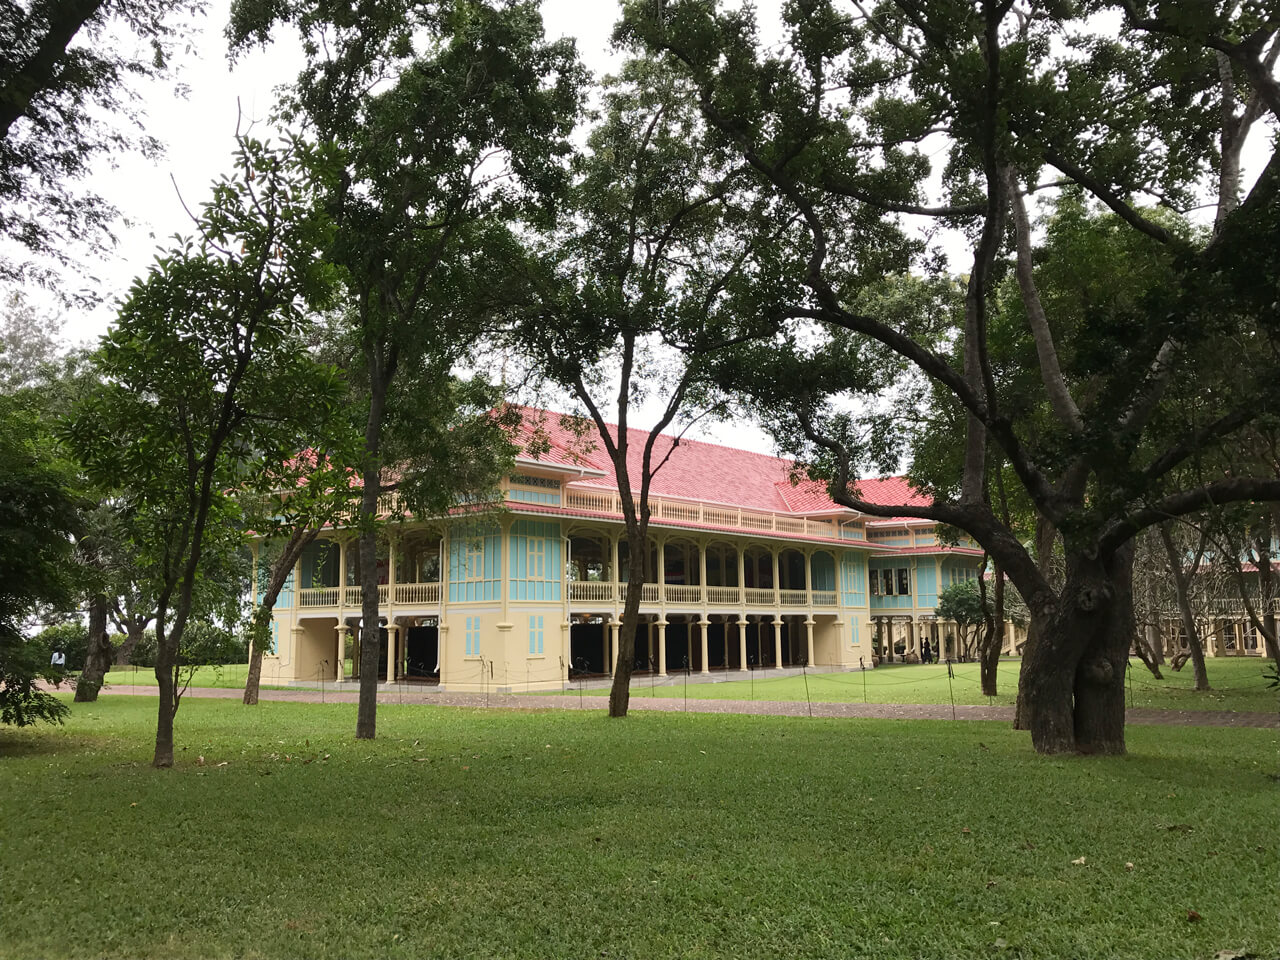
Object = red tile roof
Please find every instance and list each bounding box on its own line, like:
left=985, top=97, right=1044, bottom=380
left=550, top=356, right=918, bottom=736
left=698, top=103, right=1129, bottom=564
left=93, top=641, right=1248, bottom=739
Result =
left=512, top=407, right=934, bottom=524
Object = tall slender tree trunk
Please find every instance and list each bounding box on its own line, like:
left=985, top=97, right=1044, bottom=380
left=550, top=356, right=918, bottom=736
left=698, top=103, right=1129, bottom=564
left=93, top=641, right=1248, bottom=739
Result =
left=355, top=369, right=390, bottom=740
left=75, top=593, right=112, bottom=702
left=153, top=640, right=177, bottom=768
left=355, top=475, right=383, bottom=739
left=244, top=527, right=317, bottom=705
left=608, top=523, right=648, bottom=718
left=1157, top=523, right=1210, bottom=691
left=980, top=564, right=1004, bottom=697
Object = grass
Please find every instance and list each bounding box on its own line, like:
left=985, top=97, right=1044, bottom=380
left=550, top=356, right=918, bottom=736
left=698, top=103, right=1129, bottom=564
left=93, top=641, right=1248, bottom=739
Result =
left=95, top=656, right=1278, bottom=713
left=2, top=696, right=1278, bottom=960
left=86, top=662, right=306, bottom=691
left=574, top=657, right=1279, bottom=714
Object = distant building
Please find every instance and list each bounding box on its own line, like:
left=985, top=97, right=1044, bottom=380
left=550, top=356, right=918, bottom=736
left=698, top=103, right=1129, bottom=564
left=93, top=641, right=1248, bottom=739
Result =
left=253, top=411, right=994, bottom=690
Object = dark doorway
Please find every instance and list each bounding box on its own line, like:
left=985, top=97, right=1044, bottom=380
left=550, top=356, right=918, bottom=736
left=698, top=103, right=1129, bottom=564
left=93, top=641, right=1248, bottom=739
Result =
left=570, top=621, right=606, bottom=675
left=665, top=622, right=691, bottom=672
left=708, top=621, right=727, bottom=668
left=405, top=625, right=439, bottom=679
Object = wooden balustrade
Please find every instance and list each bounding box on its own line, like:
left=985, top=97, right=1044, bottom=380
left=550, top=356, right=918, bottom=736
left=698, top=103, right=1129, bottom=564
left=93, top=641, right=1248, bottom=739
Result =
left=779, top=589, right=808, bottom=606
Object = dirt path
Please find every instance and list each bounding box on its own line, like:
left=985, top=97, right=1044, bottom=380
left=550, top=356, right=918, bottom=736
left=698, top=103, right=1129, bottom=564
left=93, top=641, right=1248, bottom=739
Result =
left=87, top=684, right=1280, bottom=728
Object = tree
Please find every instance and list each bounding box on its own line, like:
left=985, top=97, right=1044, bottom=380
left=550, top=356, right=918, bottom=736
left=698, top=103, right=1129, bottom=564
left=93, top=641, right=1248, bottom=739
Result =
left=0, top=392, right=80, bottom=726
left=231, top=0, right=582, bottom=739
left=623, top=1, right=1280, bottom=754
left=509, top=58, right=770, bottom=717
left=936, top=579, right=986, bottom=660
left=69, top=131, right=345, bottom=766
left=0, top=0, right=203, bottom=288
left=0, top=292, right=65, bottom=391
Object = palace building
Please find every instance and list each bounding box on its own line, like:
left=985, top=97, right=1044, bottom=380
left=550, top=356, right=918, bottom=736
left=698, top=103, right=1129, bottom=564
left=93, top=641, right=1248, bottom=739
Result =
left=253, top=412, right=990, bottom=691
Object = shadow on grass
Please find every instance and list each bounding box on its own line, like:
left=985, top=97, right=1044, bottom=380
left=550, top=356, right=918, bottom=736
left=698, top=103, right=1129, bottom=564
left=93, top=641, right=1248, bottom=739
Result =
left=0, top=726, right=89, bottom=759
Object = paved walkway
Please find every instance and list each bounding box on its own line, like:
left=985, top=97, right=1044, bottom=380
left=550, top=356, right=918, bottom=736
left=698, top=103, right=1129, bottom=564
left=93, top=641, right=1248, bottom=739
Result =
left=90, top=684, right=1280, bottom=729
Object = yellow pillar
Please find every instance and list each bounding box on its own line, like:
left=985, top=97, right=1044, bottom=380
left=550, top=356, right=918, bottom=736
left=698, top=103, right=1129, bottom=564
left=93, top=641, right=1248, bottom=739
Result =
left=737, top=547, right=746, bottom=606
left=334, top=624, right=346, bottom=682
left=772, top=618, right=783, bottom=669
left=805, top=617, right=815, bottom=667
left=771, top=548, right=781, bottom=606
left=385, top=623, right=398, bottom=684
left=737, top=618, right=749, bottom=671
left=657, top=619, right=668, bottom=676
left=699, top=619, right=710, bottom=675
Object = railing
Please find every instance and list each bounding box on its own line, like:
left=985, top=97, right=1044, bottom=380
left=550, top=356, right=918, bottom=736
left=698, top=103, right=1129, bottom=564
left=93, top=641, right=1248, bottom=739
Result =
left=569, top=581, right=615, bottom=602
left=780, top=589, right=808, bottom=606
left=393, top=582, right=440, bottom=605
left=298, top=587, right=341, bottom=607
left=619, top=583, right=661, bottom=604
left=812, top=590, right=838, bottom=607
left=744, top=588, right=776, bottom=606
left=665, top=584, right=703, bottom=605
left=561, top=489, right=846, bottom=540
left=707, top=586, right=740, bottom=605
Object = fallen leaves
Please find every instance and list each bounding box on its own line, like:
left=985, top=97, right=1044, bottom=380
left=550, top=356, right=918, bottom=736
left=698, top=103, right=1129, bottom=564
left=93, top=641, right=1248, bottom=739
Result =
left=1186, top=909, right=1202, bottom=923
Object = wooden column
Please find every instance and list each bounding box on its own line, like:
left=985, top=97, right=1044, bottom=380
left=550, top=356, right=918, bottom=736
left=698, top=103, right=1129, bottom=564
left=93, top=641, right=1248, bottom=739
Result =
left=805, top=617, right=815, bottom=667
left=699, top=619, right=710, bottom=675
left=737, top=618, right=749, bottom=671
left=772, top=618, right=783, bottom=669
left=608, top=620, right=619, bottom=676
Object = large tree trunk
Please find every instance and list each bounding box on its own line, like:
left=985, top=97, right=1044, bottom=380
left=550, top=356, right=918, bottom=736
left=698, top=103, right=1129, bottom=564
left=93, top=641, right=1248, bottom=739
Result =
left=608, top=524, right=648, bottom=718
left=75, top=593, right=113, bottom=702
left=114, top=620, right=147, bottom=665
left=1019, top=546, right=1134, bottom=755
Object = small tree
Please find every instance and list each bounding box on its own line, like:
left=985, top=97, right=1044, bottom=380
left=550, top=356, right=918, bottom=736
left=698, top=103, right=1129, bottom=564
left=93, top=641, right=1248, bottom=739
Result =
left=936, top=580, right=987, bottom=662
left=69, top=132, right=345, bottom=766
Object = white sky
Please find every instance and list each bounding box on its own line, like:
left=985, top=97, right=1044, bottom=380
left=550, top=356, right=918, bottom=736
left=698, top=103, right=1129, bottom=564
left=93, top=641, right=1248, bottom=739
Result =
left=11, top=1, right=1273, bottom=456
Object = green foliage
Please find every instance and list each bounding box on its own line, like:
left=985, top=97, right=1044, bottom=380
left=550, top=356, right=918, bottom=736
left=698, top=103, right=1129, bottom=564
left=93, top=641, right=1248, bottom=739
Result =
left=1, top=698, right=1277, bottom=958
left=0, top=393, right=81, bottom=726
left=0, top=0, right=204, bottom=291
left=936, top=579, right=988, bottom=628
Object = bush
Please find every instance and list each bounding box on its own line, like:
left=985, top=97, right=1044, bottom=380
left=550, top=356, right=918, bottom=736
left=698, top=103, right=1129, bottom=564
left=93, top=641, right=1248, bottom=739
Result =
left=126, top=623, right=246, bottom=668
left=30, top=621, right=89, bottom=671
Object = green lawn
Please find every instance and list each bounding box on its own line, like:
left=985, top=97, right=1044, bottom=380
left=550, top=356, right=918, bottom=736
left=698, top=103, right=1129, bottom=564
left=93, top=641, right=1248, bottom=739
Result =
left=88, top=662, right=306, bottom=691
left=589, top=657, right=1279, bottom=713
left=2, top=697, right=1277, bottom=960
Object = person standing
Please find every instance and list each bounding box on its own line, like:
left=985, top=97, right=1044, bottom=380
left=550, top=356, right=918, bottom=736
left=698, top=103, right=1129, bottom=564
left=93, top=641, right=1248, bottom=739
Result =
left=921, top=638, right=932, bottom=664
